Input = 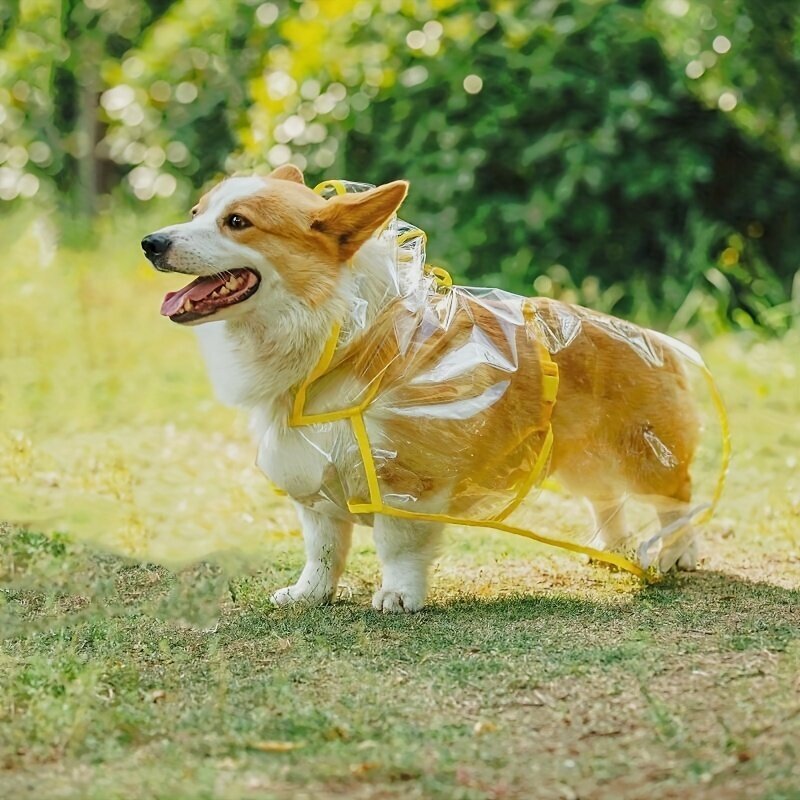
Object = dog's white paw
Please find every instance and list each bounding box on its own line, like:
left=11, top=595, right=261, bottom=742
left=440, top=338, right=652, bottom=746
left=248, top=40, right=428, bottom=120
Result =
left=658, top=536, right=698, bottom=573
left=270, top=584, right=331, bottom=607
left=676, top=541, right=699, bottom=571
left=372, top=588, right=424, bottom=613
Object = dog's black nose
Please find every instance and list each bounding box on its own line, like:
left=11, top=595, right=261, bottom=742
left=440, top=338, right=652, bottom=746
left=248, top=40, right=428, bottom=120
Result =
left=141, top=232, right=172, bottom=259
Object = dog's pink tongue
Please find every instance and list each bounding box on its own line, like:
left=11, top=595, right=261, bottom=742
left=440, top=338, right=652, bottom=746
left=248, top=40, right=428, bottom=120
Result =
left=160, top=275, right=226, bottom=316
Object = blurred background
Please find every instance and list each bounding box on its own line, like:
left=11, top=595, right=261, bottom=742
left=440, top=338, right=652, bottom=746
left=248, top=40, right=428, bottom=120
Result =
left=1, top=0, right=799, bottom=564
left=2, top=0, right=799, bottom=332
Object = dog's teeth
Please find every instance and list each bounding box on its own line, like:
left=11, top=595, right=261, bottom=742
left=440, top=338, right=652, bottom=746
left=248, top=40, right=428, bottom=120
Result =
left=211, top=290, right=220, bottom=298
left=219, top=286, right=230, bottom=296
left=226, top=279, right=237, bottom=290
left=185, top=299, right=193, bottom=311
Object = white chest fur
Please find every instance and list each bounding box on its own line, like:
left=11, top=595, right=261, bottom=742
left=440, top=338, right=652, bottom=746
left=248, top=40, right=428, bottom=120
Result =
left=194, top=320, right=254, bottom=407
left=194, top=320, right=336, bottom=498
left=255, top=422, right=334, bottom=497
left=190, top=238, right=398, bottom=507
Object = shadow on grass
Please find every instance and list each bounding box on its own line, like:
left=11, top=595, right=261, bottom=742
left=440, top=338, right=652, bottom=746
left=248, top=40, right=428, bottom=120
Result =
left=2, top=529, right=798, bottom=668
left=216, top=571, right=799, bottom=676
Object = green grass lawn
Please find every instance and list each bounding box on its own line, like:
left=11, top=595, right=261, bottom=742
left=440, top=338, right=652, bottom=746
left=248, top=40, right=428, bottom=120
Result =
left=2, top=515, right=799, bottom=799
left=1, top=215, right=799, bottom=798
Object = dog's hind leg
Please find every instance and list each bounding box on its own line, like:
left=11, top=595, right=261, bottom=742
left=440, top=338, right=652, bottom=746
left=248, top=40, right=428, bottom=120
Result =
left=372, top=515, right=443, bottom=613
left=271, top=503, right=353, bottom=607
left=656, top=509, right=698, bottom=572
left=656, top=473, right=698, bottom=572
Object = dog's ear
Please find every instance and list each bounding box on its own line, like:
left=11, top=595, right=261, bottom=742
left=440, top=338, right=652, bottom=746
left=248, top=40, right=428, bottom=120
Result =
left=269, top=164, right=305, bottom=184
left=310, top=180, right=409, bottom=260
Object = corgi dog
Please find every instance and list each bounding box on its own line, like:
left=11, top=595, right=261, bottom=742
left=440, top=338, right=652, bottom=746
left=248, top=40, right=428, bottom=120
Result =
left=141, top=165, right=701, bottom=612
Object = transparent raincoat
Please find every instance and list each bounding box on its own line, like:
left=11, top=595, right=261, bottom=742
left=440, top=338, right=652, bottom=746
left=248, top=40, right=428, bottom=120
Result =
left=261, top=180, right=731, bottom=579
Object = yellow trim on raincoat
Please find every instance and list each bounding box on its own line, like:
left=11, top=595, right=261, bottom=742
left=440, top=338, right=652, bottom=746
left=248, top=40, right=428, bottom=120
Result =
left=286, top=325, right=646, bottom=578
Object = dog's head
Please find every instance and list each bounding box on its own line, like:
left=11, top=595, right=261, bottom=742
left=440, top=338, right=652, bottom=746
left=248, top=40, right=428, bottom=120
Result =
left=141, top=165, right=408, bottom=325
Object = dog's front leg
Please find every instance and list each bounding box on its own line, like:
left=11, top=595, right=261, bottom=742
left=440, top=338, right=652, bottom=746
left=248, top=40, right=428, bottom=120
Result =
left=271, top=504, right=353, bottom=607
left=372, top=516, right=442, bottom=613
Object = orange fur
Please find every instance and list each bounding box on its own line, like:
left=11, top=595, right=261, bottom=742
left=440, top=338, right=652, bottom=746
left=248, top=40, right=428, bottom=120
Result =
left=535, top=299, right=699, bottom=505
left=318, top=292, right=699, bottom=515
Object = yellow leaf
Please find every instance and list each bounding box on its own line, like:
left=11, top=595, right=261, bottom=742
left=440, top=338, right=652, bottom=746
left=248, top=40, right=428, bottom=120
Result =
left=472, top=720, right=497, bottom=735
left=350, top=761, right=379, bottom=776
left=249, top=740, right=305, bottom=752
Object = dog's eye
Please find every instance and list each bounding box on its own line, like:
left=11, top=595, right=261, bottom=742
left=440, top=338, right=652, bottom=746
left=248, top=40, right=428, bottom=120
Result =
left=226, top=214, right=251, bottom=230
left=190, top=207, right=198, bottom=218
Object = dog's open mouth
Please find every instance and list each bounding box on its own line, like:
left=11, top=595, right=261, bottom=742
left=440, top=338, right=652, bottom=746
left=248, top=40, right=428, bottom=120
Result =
left=160, top=268, right=260, bottom=322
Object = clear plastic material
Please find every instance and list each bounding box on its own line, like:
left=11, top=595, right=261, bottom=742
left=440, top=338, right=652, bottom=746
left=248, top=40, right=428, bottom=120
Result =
left=259, top=180, right=730, bottom=578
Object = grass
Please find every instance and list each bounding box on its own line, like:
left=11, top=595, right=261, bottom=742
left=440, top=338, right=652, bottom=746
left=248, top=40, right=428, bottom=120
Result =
left=2, top=534, right=799, bottom=799
left=1, top=210, right=799, bottom=799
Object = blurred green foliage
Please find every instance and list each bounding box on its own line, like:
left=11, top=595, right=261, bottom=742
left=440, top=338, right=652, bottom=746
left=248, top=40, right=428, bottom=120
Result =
left=1, top=0, right=799, bottom=332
